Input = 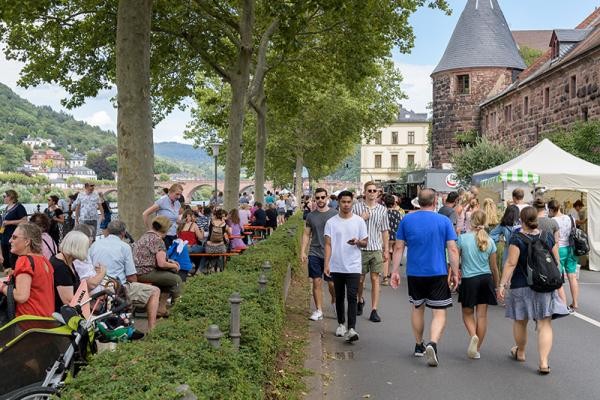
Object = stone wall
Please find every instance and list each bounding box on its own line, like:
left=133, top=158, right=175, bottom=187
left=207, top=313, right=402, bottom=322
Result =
left=481, top=47, right=600, bottom=148
left=431, top=67, right=515, bottom=167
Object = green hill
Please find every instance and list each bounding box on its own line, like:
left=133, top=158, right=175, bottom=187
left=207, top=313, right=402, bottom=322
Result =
left=0, top=82, right=116, bottom=153
left=0, top=82, right=217, bottom=176
left=154, top=141, right=212, bottom=166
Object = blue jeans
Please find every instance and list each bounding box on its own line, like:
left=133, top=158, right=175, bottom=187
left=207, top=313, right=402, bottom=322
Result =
left=189, top=244, right=206, bottom=273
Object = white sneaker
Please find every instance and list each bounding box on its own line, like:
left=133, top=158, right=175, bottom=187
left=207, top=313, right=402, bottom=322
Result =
left=309, top=309, right=323, bottom=321
left=335, top=324, right=347, bottom=337
left=344, top=328, right=359, bottom=343
left=467, top=335, right=479, bottom=359
left=470, top=351, right=481, bottom=359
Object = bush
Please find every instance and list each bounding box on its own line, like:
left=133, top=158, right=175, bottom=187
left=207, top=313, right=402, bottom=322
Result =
left=61, top=216, right=304, bottom=400
left=451, top=137, right=522, bottom=186
left=544, top=121, right=600, bottom=165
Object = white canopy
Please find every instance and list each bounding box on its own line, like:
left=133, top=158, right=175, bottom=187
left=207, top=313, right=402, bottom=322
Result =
left=473, top=139, right=600, bottom=271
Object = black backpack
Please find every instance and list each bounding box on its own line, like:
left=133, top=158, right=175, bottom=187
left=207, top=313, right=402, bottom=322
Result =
left=518, top=232, right=563, bottom=293
left=569, top=216, right=590, bottom=256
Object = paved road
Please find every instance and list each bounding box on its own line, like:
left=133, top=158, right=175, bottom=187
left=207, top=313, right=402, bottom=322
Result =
left=315, top=268, right=600, bottom=400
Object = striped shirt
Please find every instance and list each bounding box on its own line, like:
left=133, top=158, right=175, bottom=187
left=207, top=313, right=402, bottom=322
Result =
left=352, top=201, right=389, bottom=251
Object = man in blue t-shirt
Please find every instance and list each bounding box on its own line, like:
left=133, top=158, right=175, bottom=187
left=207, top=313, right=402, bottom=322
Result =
left=390, top=188, right=459, bottom=368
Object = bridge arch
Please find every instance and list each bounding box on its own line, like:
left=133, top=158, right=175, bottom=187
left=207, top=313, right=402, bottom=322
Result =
left=101, top=189, right=118, bottom=198
left=185, top=184, right=215, bottom=200
left=239, top=184, right=270, bottom=195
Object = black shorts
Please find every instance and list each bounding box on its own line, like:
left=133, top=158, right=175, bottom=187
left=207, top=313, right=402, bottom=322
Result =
left=458, top=274, right=498, bottom=308
left=407, top=275, right=452, bottom=309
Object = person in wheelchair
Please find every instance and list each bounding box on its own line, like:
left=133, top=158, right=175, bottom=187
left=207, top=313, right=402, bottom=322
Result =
left=1, top=223, right=54, bottom=318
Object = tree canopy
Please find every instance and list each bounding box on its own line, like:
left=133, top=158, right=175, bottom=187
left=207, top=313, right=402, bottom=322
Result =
left=544, top=121, right=600, bottom=165
left=451, top=137, right=522, bottom=186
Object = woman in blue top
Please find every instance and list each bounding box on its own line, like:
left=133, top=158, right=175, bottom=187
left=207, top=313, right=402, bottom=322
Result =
left=457, top=210, right=499, bottom=360
left=497, top=206, right=569, bottom=375
left=489, top=205, right=520, bottom=269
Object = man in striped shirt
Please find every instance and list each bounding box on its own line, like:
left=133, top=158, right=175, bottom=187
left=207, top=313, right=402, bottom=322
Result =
left=352, top=181, right=389, bottom=322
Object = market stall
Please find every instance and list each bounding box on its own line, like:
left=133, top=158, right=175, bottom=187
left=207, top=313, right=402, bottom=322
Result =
left=473, top=139, right=600, bottom=271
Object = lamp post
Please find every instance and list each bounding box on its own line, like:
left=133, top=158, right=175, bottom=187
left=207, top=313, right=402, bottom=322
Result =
left=211, top=143, right=222, bottom=205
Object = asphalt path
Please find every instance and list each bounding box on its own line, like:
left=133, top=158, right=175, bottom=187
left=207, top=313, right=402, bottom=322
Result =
left=317, top=268, right=600, bottom=400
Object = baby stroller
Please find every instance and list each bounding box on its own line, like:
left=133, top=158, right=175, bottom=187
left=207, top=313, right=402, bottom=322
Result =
left=1, top=280, right=141, bottom=399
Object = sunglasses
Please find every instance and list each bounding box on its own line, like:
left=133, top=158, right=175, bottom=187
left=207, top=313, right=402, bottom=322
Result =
left=366, top=189, right=378, bottom=193
left=315, top=196, right=327, bottom=200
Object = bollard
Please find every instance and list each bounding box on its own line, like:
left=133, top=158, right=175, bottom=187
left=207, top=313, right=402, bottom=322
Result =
left=175, top=384, right=198, bottom=400
left=204, top=324, right=223, bottom=348
left=258, top=272, right=268, bottom=293
left=229, top=292, right=242, bottom=350
left=36, top=204, right=41, bottom=213
left=262, top=260, right=272, bottom=274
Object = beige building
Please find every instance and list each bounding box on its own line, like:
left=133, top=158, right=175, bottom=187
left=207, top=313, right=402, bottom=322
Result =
left=360, top=107, right=430, bottom=183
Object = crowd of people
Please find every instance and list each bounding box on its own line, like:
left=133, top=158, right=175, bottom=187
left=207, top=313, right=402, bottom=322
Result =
left=0, top=183, right=299, bottom=332
left=302, top=182, right=587, bottom=375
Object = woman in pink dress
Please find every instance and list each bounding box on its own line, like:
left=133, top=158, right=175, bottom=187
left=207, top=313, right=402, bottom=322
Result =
left=227, top=209, right=247, bottom=250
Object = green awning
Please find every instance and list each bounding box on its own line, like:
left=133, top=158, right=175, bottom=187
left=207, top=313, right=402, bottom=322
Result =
left=480, top=169, right=540, bottom=187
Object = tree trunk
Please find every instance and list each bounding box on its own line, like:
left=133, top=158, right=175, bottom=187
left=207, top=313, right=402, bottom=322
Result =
left=116, top=0, right=154, bottom=239
left=294, top=152, right=304, bottom=202
left=253, top=85, right=267, bottom=204
left=223, top=0, right=253, bottom=211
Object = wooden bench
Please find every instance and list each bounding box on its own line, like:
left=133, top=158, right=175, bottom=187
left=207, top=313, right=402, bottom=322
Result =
left=244, top=225, right=270, bottom=241
left=189, top=252, right=239, bottom=271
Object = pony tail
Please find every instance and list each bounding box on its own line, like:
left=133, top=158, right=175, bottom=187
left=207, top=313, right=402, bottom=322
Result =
left=475, top=227, right=489, bottom=252
left=470, top=210, right=489, bottom=252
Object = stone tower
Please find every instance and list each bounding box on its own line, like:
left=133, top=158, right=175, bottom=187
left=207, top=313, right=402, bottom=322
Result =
left=431, top=0, right=526, bottom=167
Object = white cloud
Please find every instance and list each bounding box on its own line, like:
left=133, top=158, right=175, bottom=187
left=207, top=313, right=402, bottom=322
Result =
left=154, top=107, right=194, bottom=144
left=394, top=62, right=435, bottom=113
left=84, top=111, right=114, bottom=130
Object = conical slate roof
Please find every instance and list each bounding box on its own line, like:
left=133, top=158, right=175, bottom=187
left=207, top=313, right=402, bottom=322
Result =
left=432, top=0, right=526, bottom=74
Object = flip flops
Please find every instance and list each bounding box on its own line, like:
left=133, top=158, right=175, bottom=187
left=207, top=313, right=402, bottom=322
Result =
left=538, top=366, right=551, bottom=375
left=510, top=346, right=526, bottom=362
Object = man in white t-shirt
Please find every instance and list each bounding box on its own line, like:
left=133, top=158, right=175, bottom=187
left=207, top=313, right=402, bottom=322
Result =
left=324, top=191, right=368, bottom=343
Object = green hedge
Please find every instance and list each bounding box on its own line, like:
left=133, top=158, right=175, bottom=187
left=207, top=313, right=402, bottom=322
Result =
left=60, top=215, right=303, bottom=400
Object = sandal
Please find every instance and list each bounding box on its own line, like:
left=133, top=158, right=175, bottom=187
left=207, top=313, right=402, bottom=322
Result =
left=382, top=277, right=390, bottom=286
left=510, top=346, right=526, bottom=362
left=538, top=366, right=551, bottom=375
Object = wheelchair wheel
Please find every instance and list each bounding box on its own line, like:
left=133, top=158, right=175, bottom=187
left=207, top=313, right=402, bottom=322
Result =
left=7, top=385, right=58, bottom=400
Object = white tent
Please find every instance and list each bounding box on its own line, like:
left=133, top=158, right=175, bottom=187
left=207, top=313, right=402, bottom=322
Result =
left=473, top=139, right=600, bottom=271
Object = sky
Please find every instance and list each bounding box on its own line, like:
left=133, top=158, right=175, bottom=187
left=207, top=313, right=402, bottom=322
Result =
left=0, top=1, right=597, bottom=143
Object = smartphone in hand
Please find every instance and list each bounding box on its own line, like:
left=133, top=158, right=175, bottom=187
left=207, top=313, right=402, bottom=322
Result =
left=347, top=239, right=356, bottom=245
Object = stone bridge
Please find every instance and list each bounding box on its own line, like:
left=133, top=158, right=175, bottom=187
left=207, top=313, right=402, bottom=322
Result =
left=97, top=180, right=274, bottom=200
left=96, top=179, right=358, bottom=200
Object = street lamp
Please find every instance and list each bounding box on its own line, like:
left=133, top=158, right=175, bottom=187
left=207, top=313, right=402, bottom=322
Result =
left=211, top=142, right=222, bottom=205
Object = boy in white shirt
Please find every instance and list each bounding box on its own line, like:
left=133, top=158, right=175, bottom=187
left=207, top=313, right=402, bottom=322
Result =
left=324, top=191, right=368, bottom=342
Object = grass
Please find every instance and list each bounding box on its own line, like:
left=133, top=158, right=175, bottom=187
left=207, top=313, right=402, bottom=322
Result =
left=266, top=263, right=313, bottom=399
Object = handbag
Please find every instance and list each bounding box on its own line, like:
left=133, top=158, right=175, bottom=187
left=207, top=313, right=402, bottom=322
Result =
left=0, top=276, right=16, bottom=326
left=0, top=255, right=36, bottom=326
left=569, top=215, right=590, bottom=256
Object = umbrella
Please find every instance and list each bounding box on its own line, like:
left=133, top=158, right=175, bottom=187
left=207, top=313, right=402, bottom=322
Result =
left=480, top=169, right=540, bottom=187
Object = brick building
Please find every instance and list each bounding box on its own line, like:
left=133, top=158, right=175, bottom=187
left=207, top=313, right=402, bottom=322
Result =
left=431, top=0, right=600, bottom=167
left=30, top=149, right=66, bottom=168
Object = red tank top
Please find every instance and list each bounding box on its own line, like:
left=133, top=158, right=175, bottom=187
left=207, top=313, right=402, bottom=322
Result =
left=177, top=223, right=198, bottom=246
